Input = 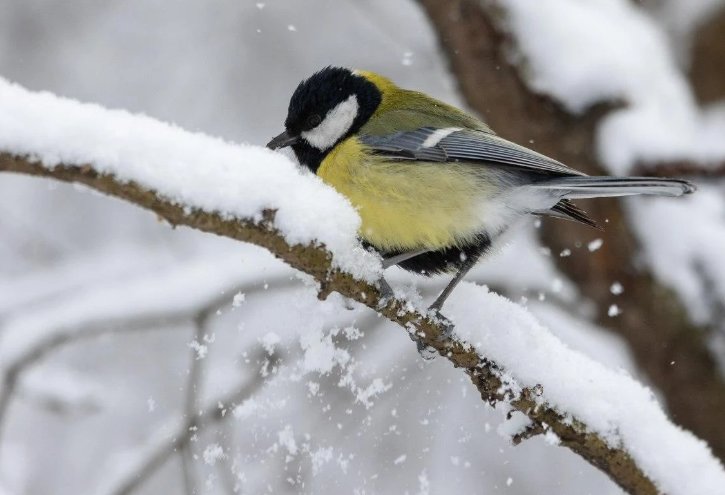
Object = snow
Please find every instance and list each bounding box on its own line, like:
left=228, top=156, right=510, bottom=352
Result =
left=260, top=332, right=281, bottom=355
left=0, top=7, right=723, bottom=492
left=448, top=283, right=725, bottom=495
left=188, top=339, right=208, bottom=360
left=500, top=0, right=725, bottom=173
left=607, top=304, right=622, bottom=318
left=0, top=77, right=380, bottom=282
left=0, top=244, right=176, bottom=316
left=310, top=447, right=334, bottom=474
left=587, top=238, right=603, bottom=252
left=0, top=252, right=289, bottom=370
left=627, top=187, right=725, bottom=324
left=202, top=443, right=225, bottom=465
left=278, top=425, right=298, bottom=456
left=299, top=326, right=351, bottom=375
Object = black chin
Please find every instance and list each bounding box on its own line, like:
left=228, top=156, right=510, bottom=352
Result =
left=291, top=141, right=327, bottom=173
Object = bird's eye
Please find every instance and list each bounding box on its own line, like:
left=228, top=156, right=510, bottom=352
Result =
left=307, top=114, right=322, bottom=128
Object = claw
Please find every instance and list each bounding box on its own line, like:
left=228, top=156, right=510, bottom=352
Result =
left=427, top=307, right=455, bottom=342
left=415, top=340, right=438, bottom=360
left=376, top=277, right=395, bottom=310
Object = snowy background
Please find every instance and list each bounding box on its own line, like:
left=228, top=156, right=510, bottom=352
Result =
left=0, top=1, right=724, bottom=494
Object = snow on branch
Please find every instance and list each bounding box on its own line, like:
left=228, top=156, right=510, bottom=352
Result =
left=1, top=77, right=724, bottom=494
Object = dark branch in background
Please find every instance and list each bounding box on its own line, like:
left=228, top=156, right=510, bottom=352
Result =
left=417, top=0, right=725, bottom=463
left=633, top=160, right=725, bottom=180
left=689, top=6, right=725, bottom=105
left=0, top=152, right=661, bottom=494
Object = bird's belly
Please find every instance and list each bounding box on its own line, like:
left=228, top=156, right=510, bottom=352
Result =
left=318, top=139, right=494, bottom=251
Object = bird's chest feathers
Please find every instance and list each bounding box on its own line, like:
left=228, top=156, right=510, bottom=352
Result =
left=317, top=138, right=488, bottom=251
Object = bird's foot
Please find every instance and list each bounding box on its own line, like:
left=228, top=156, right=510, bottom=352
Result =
left=375, top=277, right=395, bottom=310
left=415, top=339, right=438, bottom=361
left=408, top=308, right=455, bottom=361
left=427, top=306, right=455, bottom=342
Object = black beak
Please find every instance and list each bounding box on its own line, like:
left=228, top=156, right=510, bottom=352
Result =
left=266, top=130, right=299, bottom=149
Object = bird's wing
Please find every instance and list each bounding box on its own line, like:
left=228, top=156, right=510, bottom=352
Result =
left=359, top=127, right=585, bottom=177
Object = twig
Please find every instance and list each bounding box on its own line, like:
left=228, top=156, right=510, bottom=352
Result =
left=180, top=317, right=208, bottom=495
left=0, top=314, right=190, bottom=445
left=104, top=350, right=278, bottom=495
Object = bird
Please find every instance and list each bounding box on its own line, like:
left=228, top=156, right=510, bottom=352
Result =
left=267, top=66, right=695, bottom=315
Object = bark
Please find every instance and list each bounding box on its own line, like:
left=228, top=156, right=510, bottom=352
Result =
left=418, top=0, right=725, bottom=462
left=689, top=6, right=725, bottom=105
left=0, top=150, right=661, bottom=494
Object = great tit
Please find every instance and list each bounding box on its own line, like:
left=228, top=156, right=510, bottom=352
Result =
left=267, top=66, right=695, bottom=312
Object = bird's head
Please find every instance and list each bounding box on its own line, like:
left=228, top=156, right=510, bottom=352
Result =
left=267, top=66, right=383, bottom=172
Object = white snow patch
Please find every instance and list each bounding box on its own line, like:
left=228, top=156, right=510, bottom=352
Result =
left=355, top=377, right=392, bottom=409
left=188, top=340, right=208, bottom=360
left=232, top=292, right=246, bottom=307
left=202, top=443, right=225, bottom=466
left=417, top=470, right=430, bottom=495
left=497, top=411, right=532, bottom=440
left=587, top=238, right=603, bottom=252
left=309, top=447, right=334, bottom=474
left=277, top=425, right=298, bottom=456
left=299, top=327, right=351, bottom=375
left=0, top=78, right=380, bottom=281
left=232, top=398, right=259, bottom=419
left=260, top=332, right=280, bottom=355
left=628, top=189, right=725, bottom=324
left=447, top=283, right=725, bottom=495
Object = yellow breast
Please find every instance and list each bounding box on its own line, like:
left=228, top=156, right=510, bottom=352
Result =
left=317, top=138, right=490, bottom=252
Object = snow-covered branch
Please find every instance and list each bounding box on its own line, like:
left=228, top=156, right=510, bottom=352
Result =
left=1, top=78, right=723, bottom=494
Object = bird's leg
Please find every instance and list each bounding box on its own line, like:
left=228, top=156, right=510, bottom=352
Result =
left=376, top=248, right=429, bottom=308
left=379, top=248, right=436, bottom=360
left=428, top=252, right=482, bottom=337
left=382, top=248, right=429, bottom=269
left=376, top=276, right=395, bottom=308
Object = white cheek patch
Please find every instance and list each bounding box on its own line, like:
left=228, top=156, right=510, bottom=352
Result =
left=422, top=127, right=461, bottom=148
left=301, top=95, right=359, bottom=150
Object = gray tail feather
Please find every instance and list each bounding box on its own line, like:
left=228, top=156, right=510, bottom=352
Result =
left=531, top=176, right=696, bottom=199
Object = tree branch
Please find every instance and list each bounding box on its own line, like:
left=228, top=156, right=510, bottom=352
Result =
left=0, top=151, right=664, bottom=494
left=633, top=160, right=725, bottom=179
